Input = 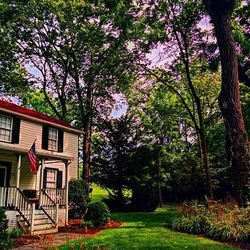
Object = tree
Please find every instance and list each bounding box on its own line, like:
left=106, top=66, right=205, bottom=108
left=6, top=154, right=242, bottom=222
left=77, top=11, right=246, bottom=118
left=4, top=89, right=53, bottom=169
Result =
left=202, top=0, right=250, bottom=206
left=6, top=0, right=136, bottom=186
left=91, top=114, right=140, bottom=203
left=129, top=65, right=221, bottom=202
left=0, top=0, right=28, bottom=96
left=134, top=0, right=219, bottom=199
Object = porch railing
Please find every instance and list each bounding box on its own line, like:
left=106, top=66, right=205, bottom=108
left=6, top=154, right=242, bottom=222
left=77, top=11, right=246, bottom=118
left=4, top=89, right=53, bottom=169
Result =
left=40, top=189, right=58, bottom=226
left=15, top=188, right=35, bottom=231
left=44, top=188, right=66, bottom=206
left=0, top=186, right=17, bottom=208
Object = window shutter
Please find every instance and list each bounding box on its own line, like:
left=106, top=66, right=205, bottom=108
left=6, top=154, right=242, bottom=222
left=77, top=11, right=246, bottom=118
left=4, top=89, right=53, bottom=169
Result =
left=58, top=129, right=64, bottom=152
left=42, top=125, right=49, bottom=150
left=43, top=168, right=47, bottom=189
left=12, top=117, right=20, bottom=144
left=56, top=170, right=63, bottom=189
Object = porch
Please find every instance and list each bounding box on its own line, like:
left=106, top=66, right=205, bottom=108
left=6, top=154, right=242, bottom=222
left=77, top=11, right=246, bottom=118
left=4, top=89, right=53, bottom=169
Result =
left=0, top=147, right=72, bottom=234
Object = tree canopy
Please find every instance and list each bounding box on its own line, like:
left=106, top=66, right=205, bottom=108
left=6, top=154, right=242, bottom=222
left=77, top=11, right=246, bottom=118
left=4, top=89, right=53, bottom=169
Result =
left=1, top=0, right=249, bottom=207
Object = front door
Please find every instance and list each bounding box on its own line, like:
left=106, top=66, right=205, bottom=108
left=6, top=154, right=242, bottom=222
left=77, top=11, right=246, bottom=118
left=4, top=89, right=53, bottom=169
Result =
left=0, top=165, right=7, bottom=187
left=0, top=165, right=7, bottom=206
left=0, top=163, right=11, bottom=207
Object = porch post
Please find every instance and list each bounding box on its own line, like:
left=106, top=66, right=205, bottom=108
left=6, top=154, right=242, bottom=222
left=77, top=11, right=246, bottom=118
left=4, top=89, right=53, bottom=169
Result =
left=65, top=160, right=69, bottom=225
left=39, top=158, right=45, bottom=207
left=15, top=155, right=22, bottom=207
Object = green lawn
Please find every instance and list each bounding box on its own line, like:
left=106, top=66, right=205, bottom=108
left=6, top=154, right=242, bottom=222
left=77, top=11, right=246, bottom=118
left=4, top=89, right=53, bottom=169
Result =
left=90, top=184, right=109, bottom=202
left=59, top=206, right=239, bottom=250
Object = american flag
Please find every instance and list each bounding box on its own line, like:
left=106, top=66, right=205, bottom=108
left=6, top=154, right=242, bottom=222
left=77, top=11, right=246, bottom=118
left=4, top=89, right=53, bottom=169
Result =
left=28, top=141, right=37, bottom=175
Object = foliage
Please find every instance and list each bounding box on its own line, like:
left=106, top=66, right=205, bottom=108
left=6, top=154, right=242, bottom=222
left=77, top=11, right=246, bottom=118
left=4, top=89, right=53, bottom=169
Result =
left=9, top=228, right=23, bottom=239
left=92, top=114, right=166, bottom=211
left=84, top=201, right=111, bottom=227
left=68, top=179, right=90, bottom=217
left=240, top=84, right=250, bottom=138
left=81, top=220, right=94, bottom=229
left=171, top=201, right=250, bottom=242
left=0, top=208, right=13, bottom=249
left=90, top=184, right=109, bottom=203
left=59, top=207, right=237, bottom=250
left=0, top=208, right=8, bottom=240
left=0, top=0, right=29, bottom=96
left=131, top=185, right=159, bottom=212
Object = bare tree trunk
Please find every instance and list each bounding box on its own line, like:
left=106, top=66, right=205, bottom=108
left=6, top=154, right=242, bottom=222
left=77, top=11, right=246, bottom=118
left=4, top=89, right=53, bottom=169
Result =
left=199, top=128, right=213, bottom=199
left=83, top=118, right=91, bottom=187
left=82, top=82, right=92, bottom=188
left=203, top=0, right=250, bottom=206
left=156, top=147, right=163, bottom=207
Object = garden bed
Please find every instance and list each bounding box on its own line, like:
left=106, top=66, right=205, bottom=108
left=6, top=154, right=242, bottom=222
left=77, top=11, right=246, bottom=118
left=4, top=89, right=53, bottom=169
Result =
left=59, top=219, right=122, bottom=235
left=13, top=219, right=122, bottom=248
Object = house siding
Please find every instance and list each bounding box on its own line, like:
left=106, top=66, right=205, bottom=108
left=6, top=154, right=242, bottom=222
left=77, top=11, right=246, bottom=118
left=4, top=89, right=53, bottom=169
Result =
left=0, top=118, right=79, bottom=187
left=0, top=108, right=80, bottom=231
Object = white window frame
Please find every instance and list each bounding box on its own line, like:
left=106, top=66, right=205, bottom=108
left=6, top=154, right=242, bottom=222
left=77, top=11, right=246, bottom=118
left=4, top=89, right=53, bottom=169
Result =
left=48, top=127, right=58, bottom=151
left=0, top=114, right=13, bottom=143
left=46, top=169, right=57, bottom=189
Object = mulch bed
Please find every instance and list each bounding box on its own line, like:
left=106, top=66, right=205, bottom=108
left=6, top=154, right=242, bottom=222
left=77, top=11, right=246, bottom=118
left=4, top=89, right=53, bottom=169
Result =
left=220, top=241, right=249, bottom=250
left=14, top=235, right=42, bottom=248
left=13, top=219, right=122, bottom=248
left=197, top=234, right=249, bottom=250
left=59, top=219, right=122, bottom=235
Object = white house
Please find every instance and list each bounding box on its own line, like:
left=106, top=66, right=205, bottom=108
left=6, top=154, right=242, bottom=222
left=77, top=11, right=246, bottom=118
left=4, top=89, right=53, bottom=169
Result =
left=0, top=100, right=81, bottom=234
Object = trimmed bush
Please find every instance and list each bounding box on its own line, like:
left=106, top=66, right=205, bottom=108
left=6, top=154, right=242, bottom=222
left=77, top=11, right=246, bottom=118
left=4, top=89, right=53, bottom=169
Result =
left=171, top=201, right=250, bottom=242
left=68, top=179, right=90, bottom=218
left=84, top=201, right=111, bottom=227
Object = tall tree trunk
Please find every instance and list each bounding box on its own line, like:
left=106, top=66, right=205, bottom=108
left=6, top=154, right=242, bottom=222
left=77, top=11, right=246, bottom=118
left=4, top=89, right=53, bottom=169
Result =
left=83, top=117, right=91, bottom=187
left=156, top=146, right=163, bottom=207
left=203, top=0, right=250, bottom=206
left=199, top=128, right=213, bottom=199
left=82, top=82, right=92, bottom=188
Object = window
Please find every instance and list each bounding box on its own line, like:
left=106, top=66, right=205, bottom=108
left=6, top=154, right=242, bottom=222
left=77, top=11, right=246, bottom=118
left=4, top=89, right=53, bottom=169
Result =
left=46, top=169, right=57, bottom=188
left=42, top=125, right=64, bottom=152
left=43, top=168, right=63, bottom=189
left=48, top=127, right=58, bottom=151
left=0, top=114, right=13, bottom=142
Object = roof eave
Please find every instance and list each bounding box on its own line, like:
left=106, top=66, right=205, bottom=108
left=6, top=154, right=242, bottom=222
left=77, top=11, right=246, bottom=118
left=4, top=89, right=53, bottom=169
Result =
left=0, top=107, right=83, bottom=134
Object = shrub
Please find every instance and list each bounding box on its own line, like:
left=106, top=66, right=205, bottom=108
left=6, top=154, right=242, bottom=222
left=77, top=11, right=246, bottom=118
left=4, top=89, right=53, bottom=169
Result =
left=81, top=220, right=94, bottom=229
left=171, top=215, right=206, bottom=234
left=68, top=179, right=90, bottom=218
left=0, top=208, right=13, bottom=249
left=171, top=201, right=250, bottom=242
left=0, top=208, right=8, bottom=240
left=84, top=201, right=111, bottom=227
left=9, top=228, right=23, bottom=239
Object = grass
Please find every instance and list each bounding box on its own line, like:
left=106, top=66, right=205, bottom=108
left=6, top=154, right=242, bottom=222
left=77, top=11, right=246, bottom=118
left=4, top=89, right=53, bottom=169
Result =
left=59, top=206, right=239, bottom=250
left=90, top=184, right=109, bottom=202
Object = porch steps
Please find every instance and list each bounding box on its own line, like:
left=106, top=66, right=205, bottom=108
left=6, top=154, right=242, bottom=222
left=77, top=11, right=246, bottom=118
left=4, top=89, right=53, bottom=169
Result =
left=17, top=209, right=58, bottom=235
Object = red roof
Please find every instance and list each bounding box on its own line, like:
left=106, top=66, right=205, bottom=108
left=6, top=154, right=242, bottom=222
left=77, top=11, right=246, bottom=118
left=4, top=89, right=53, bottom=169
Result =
left=0, top=100, right=80, bottom=132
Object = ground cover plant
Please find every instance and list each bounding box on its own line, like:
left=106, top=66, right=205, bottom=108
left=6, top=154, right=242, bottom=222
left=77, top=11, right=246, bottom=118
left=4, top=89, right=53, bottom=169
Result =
left=171, top=201, right=250, bottom=244
left=59, top=207, right=239, bottom=250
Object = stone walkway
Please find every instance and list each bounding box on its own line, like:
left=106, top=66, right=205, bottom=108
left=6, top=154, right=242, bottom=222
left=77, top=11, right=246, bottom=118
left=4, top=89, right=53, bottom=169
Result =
left=12, top=232, right=86, bottom=249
